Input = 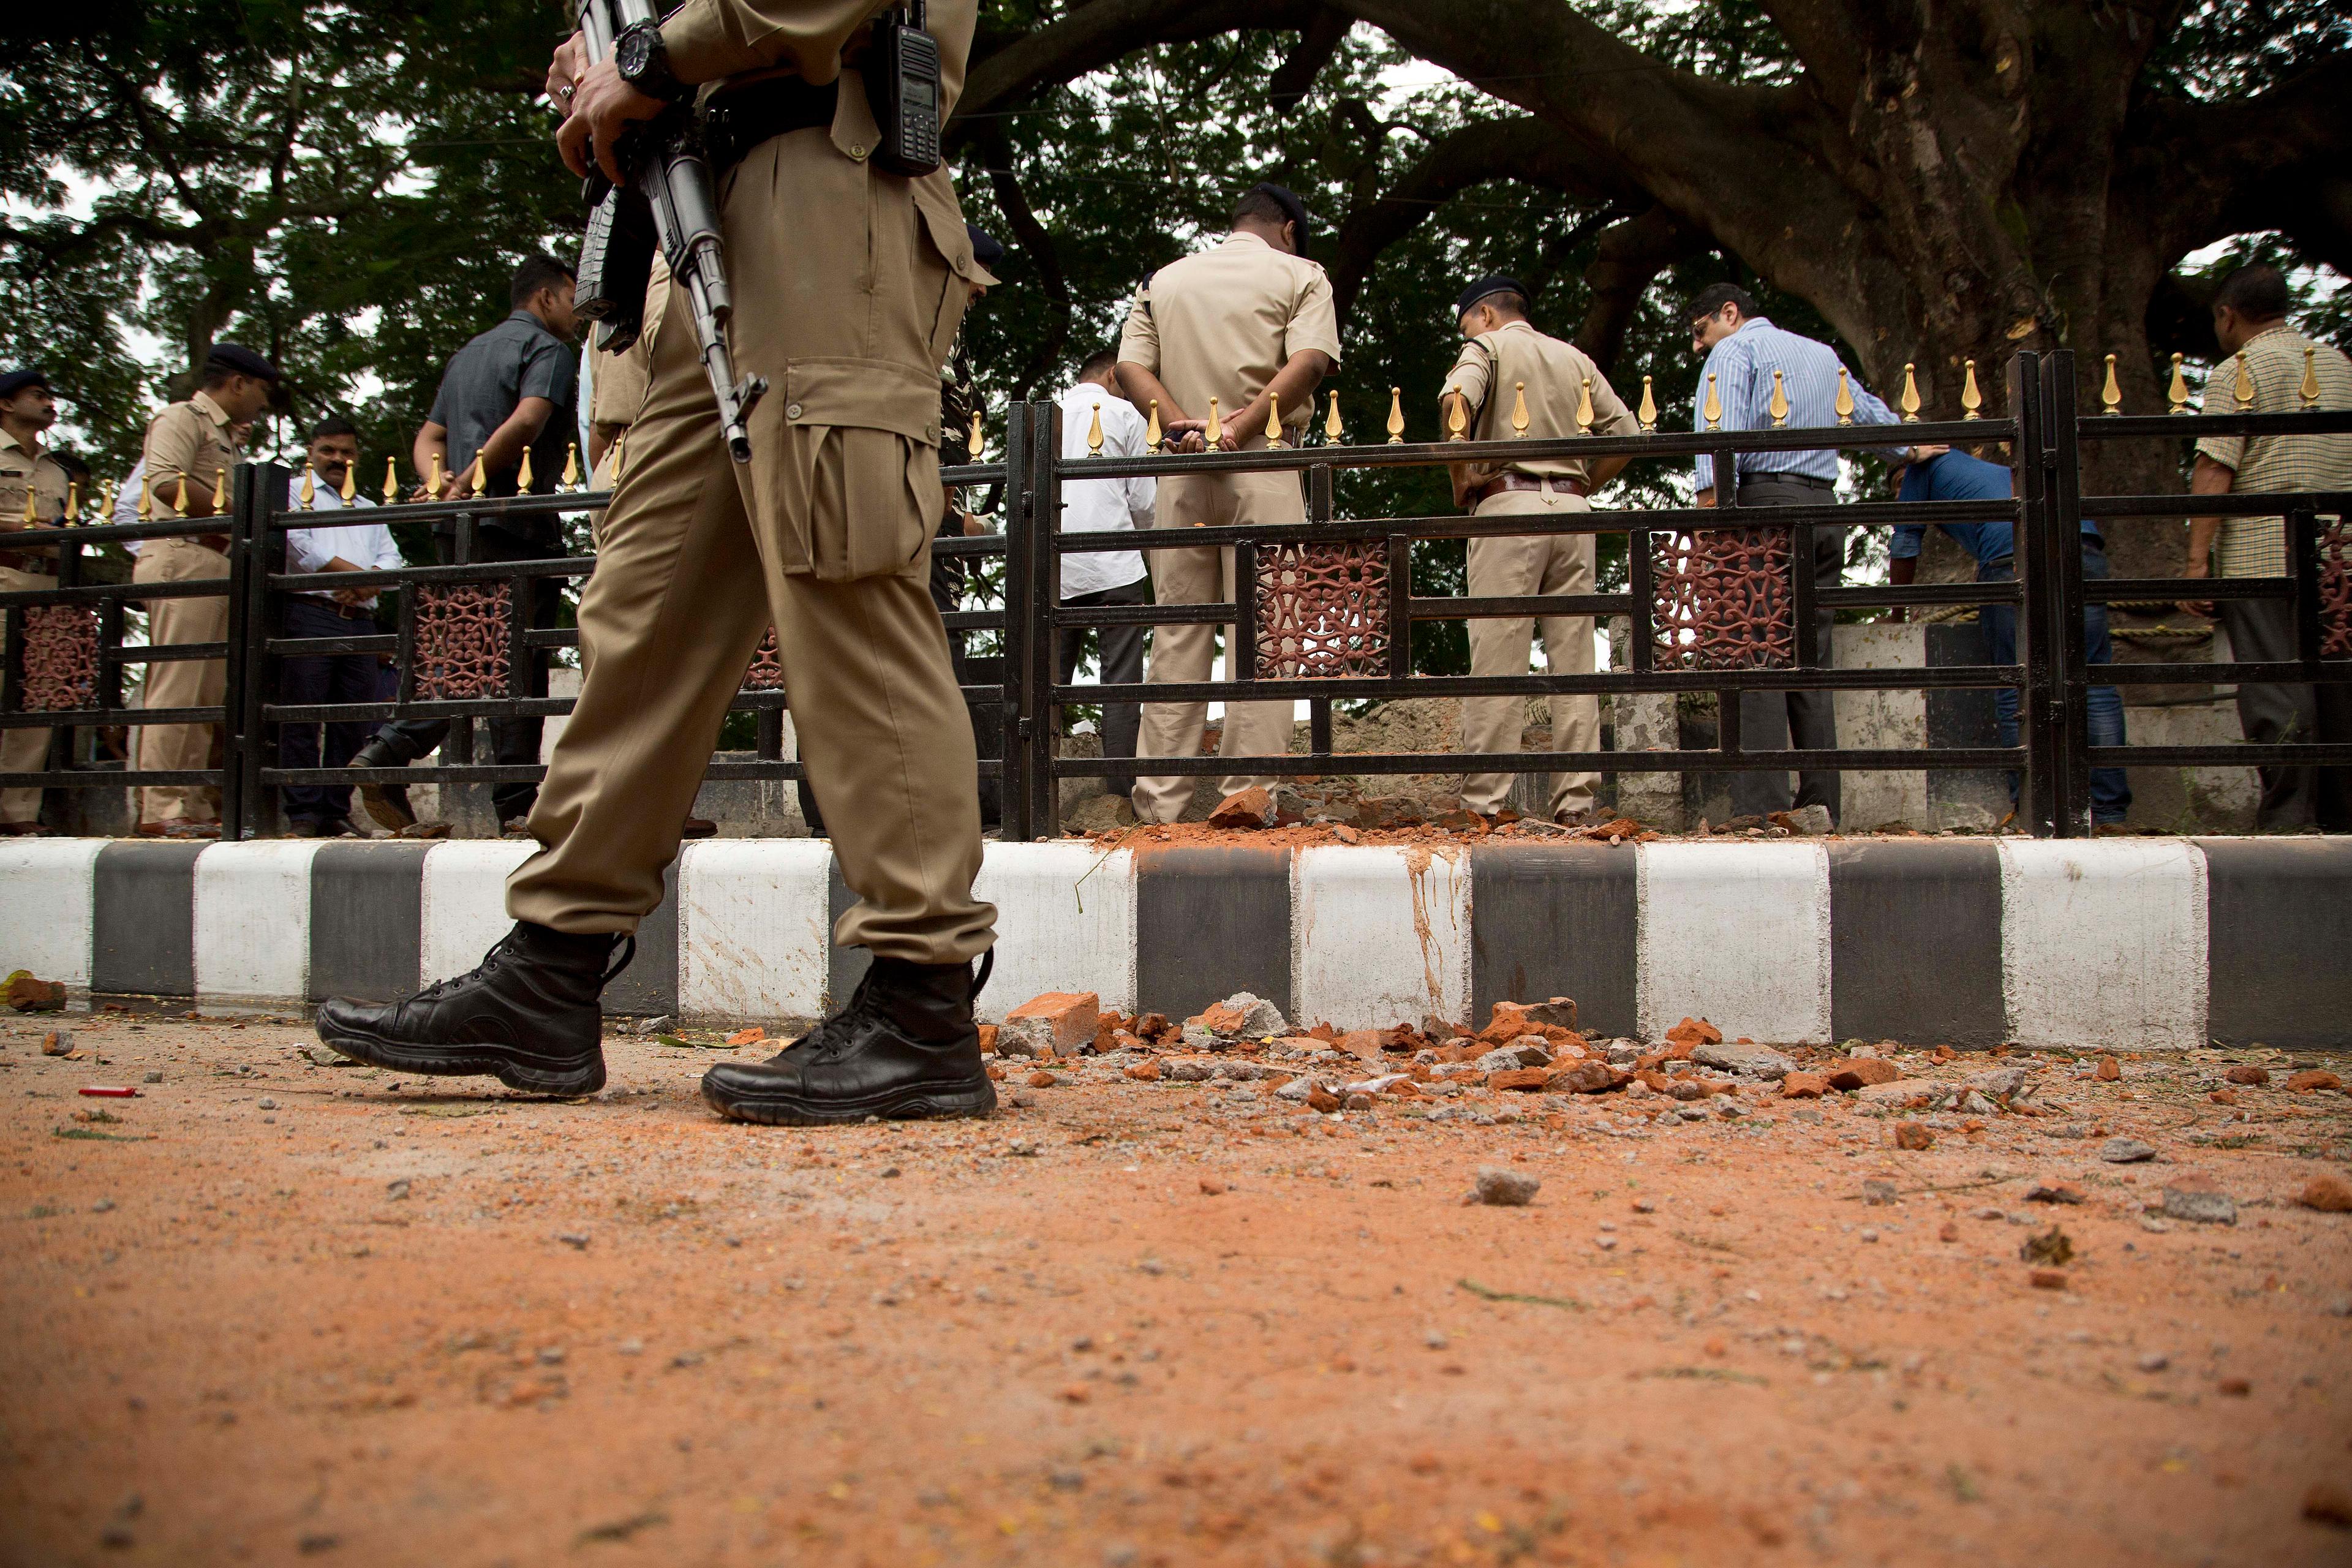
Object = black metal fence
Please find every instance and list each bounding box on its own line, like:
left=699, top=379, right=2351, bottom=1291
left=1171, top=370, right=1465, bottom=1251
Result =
left=3, top=349, right=2346, bottom=841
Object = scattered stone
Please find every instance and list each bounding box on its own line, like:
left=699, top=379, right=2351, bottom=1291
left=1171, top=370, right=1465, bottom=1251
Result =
left=1893, top=1121, right=1934, bottom=1152
left=1207, top=786, right=1276, bottom=829
left=385, top=1178, right=411, bottom=1200
left=1781, top=1071, right=1828, bottom=1099
left=141, top=1071, right=163, bottom=1084
left=2137, top=1352, right=2169, bottom=1373
left=1664, top=1017, right=1722, bottom=1049
left=1692, top=1039, right=1795, bottom=1080
left=1025, top=1071, right=1058, bottom=1090
left=2286, top=1069, right=2342, bottom=1093
left=1352, top=796, right=1423, bottom=831
left=1861, top=1179, right=1897, bottom=1206
left=1550, top=1060, right=1625, bottom=1095
left=1487, top=1067, right=1551, bottom=1093
left=42, top=1030, right=74, bottom=1057
left=2217, top=1376, right=2251, bottom=1397
left=2028, top=1268, right=2068, bottom=1291
left=2224, top=1064, right=2269, bottom=1086
left=1474, top=1043, right=1552, bottom=1073
left=2161, top=1174, right=2237, bottom=1226
left=998, top=992, right=1101, bottom=1058
left=2024, top=1180, right=2085, bottom=1205
left=1965, top=1065, right=2029, bottom=1101
left=1859, top=1078, right=1936, bottom=1106
left=1197, top=1178, right=1225, bottom=1196
left=2094, top=1056, right=2122, bottom=1082
left=976, top=1025, right=997, bottom=1055
left=2296, top=1174, right=2352, bottom=1213
left=556, top=1232, right=590, bottom=1250
left=1521, top=997, right=1579, bottom=1031
left=2099, top=1137, right=2157, bottom=1164
left=1123, top=1060, right=1161, bottom=1082
left=1305, top=1085, right=1343, bottom=1113
left=2019, top=1226, right=2073, bottom=1265
left=1464, top=1167, right=1540, bottom=1207
left=6, top=971, right=67, bottom=1012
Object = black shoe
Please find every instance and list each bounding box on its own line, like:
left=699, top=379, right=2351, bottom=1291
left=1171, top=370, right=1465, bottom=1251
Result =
left=314, top=921, right=633, bottom=1096
left=700, top=952, right=997, bottom=1126
left=348, top=739, right=415, bottom=832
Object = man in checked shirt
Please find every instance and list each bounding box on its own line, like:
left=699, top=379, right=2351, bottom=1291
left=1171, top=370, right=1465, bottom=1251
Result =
left=1686, top=284, right=1908, bottom=824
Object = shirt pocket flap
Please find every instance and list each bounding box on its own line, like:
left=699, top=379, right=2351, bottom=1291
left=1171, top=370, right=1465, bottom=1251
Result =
left=785, top=358, right=943, bottom=447
left=910, top=181, right=978, bottom=283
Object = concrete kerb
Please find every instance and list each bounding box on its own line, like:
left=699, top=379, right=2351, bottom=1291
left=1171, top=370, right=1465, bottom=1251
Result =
left=2, top=836, right=2345, bottom=1047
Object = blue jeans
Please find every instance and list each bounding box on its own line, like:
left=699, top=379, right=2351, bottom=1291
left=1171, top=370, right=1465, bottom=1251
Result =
left=1976, top=545, right=2130, bottom=823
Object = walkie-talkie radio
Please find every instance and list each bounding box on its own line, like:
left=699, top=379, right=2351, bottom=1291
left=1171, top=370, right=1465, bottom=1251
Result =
left=865, top=1, right=941, bottom=176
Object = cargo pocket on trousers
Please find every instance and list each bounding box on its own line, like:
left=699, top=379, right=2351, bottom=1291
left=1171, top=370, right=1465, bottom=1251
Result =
left=745, top=356, right=945, bottom=582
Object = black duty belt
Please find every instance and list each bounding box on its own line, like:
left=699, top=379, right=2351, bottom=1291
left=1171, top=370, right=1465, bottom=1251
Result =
left=702, top=78, right=842, bottom=178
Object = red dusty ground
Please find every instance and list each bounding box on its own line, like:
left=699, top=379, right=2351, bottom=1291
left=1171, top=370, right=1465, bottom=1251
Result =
left=4, top=1014, right=2351, bottom=1566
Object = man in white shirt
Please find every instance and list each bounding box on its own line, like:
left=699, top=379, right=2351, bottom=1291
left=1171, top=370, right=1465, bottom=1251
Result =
left=1056, top=350, right=1156, bottom=801
left=278, top=417, right=405, bottom=835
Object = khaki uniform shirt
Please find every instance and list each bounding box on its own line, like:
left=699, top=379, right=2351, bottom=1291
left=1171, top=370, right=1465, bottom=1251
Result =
left=1440, top=320, right=1637, bottom=491
left=2198, top=323, right=2352, bottom=578
left=590, top=256, right=673, bottom=444
left=1117, top=232, right=1341, bottom=437
left=0, top=428, right=70, bottom=531
left=140, top=390, right=241, bottom=518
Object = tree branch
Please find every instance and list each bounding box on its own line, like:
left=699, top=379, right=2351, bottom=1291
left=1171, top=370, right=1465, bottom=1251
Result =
left=973, top=129, right=1073, bottom=403
left=957, top=0, right=1324, bottom=127
left=2131, top=50, right=2352, bottom=276
left=1572, top=204, right=1709, bottom=374
left=1268, top=6, right=1351, bottom=110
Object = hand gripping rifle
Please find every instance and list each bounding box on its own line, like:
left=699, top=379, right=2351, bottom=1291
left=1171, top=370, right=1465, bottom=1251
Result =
left=571, top=0, right=766, bottom=462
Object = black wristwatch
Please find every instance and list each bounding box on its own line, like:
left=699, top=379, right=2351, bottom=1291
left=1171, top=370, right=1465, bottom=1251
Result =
left=614, top=21, right=685, bottom=103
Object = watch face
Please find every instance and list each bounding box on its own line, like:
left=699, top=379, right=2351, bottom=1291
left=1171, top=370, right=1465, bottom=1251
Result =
left=617, top=28, right=655, bottom=78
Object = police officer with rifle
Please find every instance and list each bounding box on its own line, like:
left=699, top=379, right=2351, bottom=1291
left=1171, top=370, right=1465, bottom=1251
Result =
left=317, top=0, right=1001, bottom=1129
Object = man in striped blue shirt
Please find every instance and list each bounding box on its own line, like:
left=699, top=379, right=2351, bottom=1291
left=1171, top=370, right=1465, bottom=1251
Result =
left=1687, top=283, right=1907, bottom=823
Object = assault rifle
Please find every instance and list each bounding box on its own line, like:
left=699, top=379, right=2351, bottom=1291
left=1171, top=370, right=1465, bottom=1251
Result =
left=571, top=0, right=765, bottom=462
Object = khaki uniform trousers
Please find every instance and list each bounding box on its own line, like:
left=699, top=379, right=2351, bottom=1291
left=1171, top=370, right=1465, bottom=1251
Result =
left=133, top=538, right=231, bottom=824
left=505, top=132, right=993, bottom=965
left=1130, top=467, right=1301, bottom=823
left=1460, top=490, right=1598, bottom=819
left=1, top=562, right=58, bottom=824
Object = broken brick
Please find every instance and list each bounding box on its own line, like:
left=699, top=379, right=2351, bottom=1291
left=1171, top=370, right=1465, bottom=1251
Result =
left=2027, top=1269, right=2068, bottom=1291
left=2297, top=1173, right=2352, bottom=1213
left=1827, top=1058, right=1901, bottom=1091
left=999, top=992, right=1101, bottom=1058
left=1780, top=1071, right=1828, bottom=1099
left=1550, top=1060, right=1624, bottom=1095
left=1488, top=1068, right=1551, bottom=1093
left=1123, top=1060, right=1163, bottom=1082
left=2224, top=1063, right=2269, bottom=1086
left=1207, top=786, right=1276, bottom=829
left=1893, top=1121, right=1934, bottom=1151
left=2286, top=1069, right=2342, bottom=1093
left=1665, top=1016, right=1722, bottom=1048
left=977, top=1025, right=998, bottom=1055
left=2094, top=1056, right=2122, bottom=1082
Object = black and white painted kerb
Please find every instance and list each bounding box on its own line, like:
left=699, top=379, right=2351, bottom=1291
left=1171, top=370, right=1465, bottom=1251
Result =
left=4, top=837, right=2346, bottom=1049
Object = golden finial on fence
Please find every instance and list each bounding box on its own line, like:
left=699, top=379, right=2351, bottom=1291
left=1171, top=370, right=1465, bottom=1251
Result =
left=2301, top=344, right=2321, bottom=410
left=1834, top=366, right=1855, bottom=426
left=1511, top=382, right=1529, bottom=437
left=1702, top=372, right=1721, bottom=431
left=1087, top=402, right=1104, bottom=456
left=2167, top=352, right=2188, bottom=415
left=1575, top=377, right=1596, bottom=435
left=96, top=478, right=112, bottom=523
left=969, top=407, right=984, bottom=461
left=20, top=485, right=34, bottom=524
left=1446, top=392, right=1468, bottom=442
left=428, top=451, right=445, bottom=494
left=1899, top=363, right=1921, bottom=423
left=561, top=442, right=580, bottom=491
left=1265, top=393, right=1284, bottom=449
left=1960, top=359, right=1983, bottom=420
left=470, top=458, right=488, bottom=499
left=1766, top=369, right=1789, bottom=429
left=1325, top=390, right=1343, bottom=444
left=1145, top=399, right=1162, bottom=450
left=298, top=461, right=317, bottom=510
left=64, top=482, right=80, bottom=524
left=2233, top=350, right=2255, bottom=412
left=2101, top=353, right=2122, bottom=416
left=516, top=445, right=535, bottom=492
left=1205, top=396, right=1223, bottom=451
left=339, top=458, right=356, bottom=503
left=1386, top=387, right=1405, bottom=445
left=382, top=457, right=399, bottom=505
left=138, top=469, right=153, bottom=522
left=1637, top=375, right=1657, bottom=433
left=214, top=467, right=228, bottom=516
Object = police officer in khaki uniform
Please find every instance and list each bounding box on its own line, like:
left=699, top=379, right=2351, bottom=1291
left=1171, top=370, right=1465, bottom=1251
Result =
left=317, top=0, right=1000, bottom=1128
left=0, top=369, right=72, bottom=834
left=1115, top=184, right=1339, bottom=824
left=587, top=255, right=670, bottom=498
left=1439, top=277, right=1638, bottom=823
left=131, top=344, right=279, bottom=836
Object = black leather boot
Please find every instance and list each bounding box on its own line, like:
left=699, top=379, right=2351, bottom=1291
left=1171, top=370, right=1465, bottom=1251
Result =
left=347, top=736, right=416, bottom=832
left=315, top=922, right=632, bottom=1096
left=700, top=952, right=996, bottom=1125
